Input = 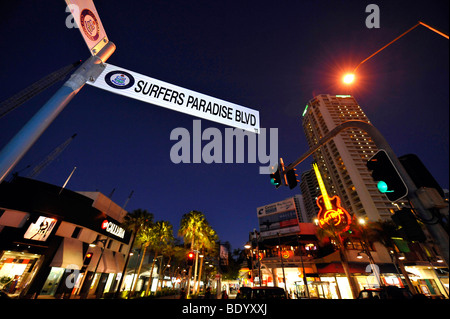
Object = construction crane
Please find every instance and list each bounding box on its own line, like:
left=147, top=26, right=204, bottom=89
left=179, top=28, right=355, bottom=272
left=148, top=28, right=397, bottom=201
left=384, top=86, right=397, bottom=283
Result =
left=0, top=61, right=81, bottom=118
left=27, top=133, right=77, bottom=179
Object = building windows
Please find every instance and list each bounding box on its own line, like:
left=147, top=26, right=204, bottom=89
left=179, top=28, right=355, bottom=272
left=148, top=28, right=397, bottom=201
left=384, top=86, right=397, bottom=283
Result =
left=71, top=227, right=82, bottom=239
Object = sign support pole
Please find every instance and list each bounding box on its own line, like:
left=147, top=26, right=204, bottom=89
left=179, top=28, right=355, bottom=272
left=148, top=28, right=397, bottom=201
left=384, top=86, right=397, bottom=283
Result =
left=0, top=42, right=115, bottom=183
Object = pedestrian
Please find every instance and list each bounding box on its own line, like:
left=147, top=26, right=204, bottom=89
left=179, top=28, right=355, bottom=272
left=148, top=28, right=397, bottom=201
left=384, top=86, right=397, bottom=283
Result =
left=204, top=287, right=211, bottom=299
left=221, top=290, right=228, bottom=299
left=179, top=288, right=186, bottom=299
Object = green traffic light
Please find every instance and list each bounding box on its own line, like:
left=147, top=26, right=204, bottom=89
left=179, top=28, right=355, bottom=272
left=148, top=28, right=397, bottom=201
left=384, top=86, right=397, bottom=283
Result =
left=377, top=181, right=394, bottom=193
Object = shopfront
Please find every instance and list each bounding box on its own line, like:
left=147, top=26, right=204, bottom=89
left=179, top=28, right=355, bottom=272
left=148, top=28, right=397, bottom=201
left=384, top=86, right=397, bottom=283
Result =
left=405, top=265, right=449, bottom=298
left=0, top=250, right=43, bottom=298
left=0, top=177, right=132, bottom=299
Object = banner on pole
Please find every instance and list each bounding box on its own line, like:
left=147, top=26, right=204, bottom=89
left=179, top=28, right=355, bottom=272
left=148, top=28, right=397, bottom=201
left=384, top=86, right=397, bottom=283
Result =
left=65, top=0, right=108, bottom=55
left=88, top=64, right=260, bottom=133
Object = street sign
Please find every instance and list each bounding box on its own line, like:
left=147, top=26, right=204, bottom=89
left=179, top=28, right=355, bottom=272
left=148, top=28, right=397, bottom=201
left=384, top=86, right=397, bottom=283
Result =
left=87, top=63, right=260, bottom=133
left=65, top=0, right=109, bottom=55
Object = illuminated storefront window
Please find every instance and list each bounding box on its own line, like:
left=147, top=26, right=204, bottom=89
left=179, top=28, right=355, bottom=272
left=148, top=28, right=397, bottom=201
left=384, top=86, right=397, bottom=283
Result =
left=0, top=251, right=42, bottom=298
left=40, top=267, right=65, bottom=296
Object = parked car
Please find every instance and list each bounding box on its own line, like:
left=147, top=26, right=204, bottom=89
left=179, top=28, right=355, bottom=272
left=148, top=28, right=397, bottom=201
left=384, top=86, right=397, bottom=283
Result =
left=236, top=287, right=287, bottom=299
left=357, top=286, right=415, bottom=299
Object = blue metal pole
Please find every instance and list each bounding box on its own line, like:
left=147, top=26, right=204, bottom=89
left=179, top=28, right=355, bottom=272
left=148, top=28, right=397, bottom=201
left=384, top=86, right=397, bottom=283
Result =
left=0, top=85, right=78, bottom=182
left=0, top=42, right=115, bottom=183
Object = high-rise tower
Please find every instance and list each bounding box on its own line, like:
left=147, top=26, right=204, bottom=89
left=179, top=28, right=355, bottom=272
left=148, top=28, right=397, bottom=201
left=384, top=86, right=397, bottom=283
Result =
left=301, top=94, right=396, bottom=221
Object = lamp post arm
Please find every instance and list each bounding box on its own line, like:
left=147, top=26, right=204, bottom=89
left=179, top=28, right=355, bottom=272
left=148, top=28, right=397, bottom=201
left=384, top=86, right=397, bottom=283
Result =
left=419, top=21, right=449, bottom=40
left=353, top=23, right=421, bottom=73
left=353, top=21, right=448, bottom=73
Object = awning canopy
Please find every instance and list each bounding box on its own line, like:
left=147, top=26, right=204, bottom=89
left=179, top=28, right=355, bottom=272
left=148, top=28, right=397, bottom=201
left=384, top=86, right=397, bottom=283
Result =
left=115, top=252, right=125, bottom=273
left=316, top=262, right=400, bottom=274
left=50, top=238, right=83, bottom=269
left=95, top=250, right=117, bottom=274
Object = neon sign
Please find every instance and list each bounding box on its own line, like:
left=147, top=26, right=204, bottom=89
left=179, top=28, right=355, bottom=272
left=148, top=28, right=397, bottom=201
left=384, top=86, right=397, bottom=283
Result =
left=313, top=164, right=352, bottom=233
left=101, top=219, right=125, bottom=238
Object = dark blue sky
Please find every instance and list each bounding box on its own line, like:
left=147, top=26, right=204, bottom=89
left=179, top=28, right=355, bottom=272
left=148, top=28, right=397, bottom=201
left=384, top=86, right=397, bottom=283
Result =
left=1, top=0, right=448, bottom=251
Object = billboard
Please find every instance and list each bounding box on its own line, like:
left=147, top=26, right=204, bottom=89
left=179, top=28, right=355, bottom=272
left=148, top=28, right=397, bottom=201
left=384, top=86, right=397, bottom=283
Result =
left=257, top=198, right=300, bottom=237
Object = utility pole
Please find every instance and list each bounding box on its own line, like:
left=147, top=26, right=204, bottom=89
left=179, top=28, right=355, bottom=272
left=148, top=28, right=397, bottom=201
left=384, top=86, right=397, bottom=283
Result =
left=0, top=61, right=81, bottom=119
left=0, top=42, right=115, bottom=184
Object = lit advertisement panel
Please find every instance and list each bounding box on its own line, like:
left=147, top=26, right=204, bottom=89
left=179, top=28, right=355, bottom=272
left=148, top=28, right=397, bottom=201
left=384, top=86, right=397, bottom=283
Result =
left=257, top=198, right=300, bottom=237
left=23, top=216, right=57, bottom=241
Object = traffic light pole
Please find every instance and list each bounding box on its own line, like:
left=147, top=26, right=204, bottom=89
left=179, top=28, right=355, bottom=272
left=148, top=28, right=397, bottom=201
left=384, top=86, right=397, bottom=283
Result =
left=0, top=42, right=116, bottom=184
left=284, top=120, right=449, bottom=266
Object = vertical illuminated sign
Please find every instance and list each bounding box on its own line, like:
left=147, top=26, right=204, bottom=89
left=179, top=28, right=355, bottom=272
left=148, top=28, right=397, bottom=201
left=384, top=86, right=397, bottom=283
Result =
left=313, top=164, right=352, bottom=233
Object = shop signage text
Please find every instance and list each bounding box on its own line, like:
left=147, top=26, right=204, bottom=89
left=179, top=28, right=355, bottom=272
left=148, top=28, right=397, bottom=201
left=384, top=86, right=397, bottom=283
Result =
left=101, top=219, right=125, bottom=238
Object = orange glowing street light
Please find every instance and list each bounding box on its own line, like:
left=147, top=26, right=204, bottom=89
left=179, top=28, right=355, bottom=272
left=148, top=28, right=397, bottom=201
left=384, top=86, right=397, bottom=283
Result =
left=343, top=73, right=355, bottom=84
left=343, top=21, right=449, bottom=85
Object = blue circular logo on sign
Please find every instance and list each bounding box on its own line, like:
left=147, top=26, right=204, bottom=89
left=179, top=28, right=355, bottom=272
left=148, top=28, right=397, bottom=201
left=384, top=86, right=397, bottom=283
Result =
left=105, top=70, right=135, bottom=89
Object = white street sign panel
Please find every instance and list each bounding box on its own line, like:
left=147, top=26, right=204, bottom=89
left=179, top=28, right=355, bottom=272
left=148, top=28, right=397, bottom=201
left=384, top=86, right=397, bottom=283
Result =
left=88, top=64, right=260, bottom=133
left=65, top=0, right=108, bottom=55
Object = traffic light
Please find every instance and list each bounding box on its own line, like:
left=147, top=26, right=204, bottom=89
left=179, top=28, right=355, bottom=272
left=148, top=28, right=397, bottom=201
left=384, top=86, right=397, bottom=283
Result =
left=391, top=208, right=426, bottom=242
left=187, top=251, right=195, bottom=266
left=83, top=252, right=94, bottom=266
left=285, top=167, right=299, bottom=189
left=366, top=149, right=408, bottom=202
left=269, top=165, right=282, bottom=189
left=399, top=154, right=444, bottom=198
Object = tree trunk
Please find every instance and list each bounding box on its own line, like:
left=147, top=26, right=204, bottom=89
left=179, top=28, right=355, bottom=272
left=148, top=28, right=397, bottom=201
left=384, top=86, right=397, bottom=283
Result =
left=131, top=245, right=147, bottom=296
left=186, top=237, right=195, bottom=297
left=145, top=250, right=158, bottom=296
left=337, top=236, right=359, bottom=299
left=197, top=255, right=204, bottom=294
left=193, top=249, right=199, bottom=294
left=157, top=255, right=172, bottom=291
left=394, top=251, right=417, bottom=294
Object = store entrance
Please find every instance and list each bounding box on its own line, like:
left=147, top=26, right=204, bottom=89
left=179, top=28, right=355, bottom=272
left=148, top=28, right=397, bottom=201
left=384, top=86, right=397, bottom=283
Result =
left=0, top=250, right=42, bottom=298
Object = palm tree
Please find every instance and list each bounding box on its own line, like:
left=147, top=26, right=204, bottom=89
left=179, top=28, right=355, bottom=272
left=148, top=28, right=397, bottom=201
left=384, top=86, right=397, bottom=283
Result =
left=366, top=220, right=416, bottom=294
left=132, top=222, right=154, bottom=295
left=121, top=209, right=154, bottom=245
left=178, top=210, right=217, bottom=296
left=120, top=209, right=153, bottom=297
left=316, top=224, right=359, bottom=298
left=195, top=228, right=218, bottom=294
left=144, top=220, right=175, bottom=296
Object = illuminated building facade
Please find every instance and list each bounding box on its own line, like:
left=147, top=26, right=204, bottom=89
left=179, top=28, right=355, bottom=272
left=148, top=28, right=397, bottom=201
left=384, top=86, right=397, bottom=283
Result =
left=301, top=94, right=396, bottom=222
left=0, top=177, right=132, bottom=299
left=299, top=169, right=321, bottom=223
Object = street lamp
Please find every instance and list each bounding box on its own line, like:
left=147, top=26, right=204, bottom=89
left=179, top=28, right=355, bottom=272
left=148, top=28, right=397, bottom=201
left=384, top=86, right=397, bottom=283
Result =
left=244, top=242, right=254, bottom=287
left=342, top=21, right=448, bottom=85
left=80, top=238, right=107, bottom=299
left=343, top=73, right=355, bottom=85
left=90, top=238, right=108, bottom=275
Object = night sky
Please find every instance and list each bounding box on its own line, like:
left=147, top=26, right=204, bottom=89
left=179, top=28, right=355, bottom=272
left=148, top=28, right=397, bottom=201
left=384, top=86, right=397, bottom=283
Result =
left=1, top=1, right=448, bottom=251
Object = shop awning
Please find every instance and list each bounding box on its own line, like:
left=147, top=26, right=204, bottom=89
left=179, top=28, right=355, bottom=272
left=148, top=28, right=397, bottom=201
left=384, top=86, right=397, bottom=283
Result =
left=115, top=252, right=125, bottom=273
left=316, top=262, right=400, bottom=275
left=50, top=238, right=83, bottom=269
left=316, top=262, right=367, bottom=274
left=96, top=250, right=117, bottom=273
